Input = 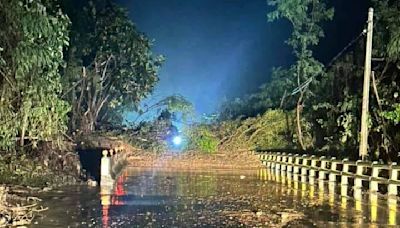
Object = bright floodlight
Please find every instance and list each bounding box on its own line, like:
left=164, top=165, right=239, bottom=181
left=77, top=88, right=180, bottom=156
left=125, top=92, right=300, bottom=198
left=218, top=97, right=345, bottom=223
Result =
left=172, top=136, right=182, bottom=146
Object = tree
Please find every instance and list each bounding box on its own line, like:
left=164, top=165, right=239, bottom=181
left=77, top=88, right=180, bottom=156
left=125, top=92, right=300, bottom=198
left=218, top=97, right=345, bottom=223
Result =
left=62, top=0, right=164, bottom=134
left=255, top=67, right=297, bottom=110
left=368, top=0, right=400, bottom=159
left=0, top=0, right=70, bottom=149
left=267, top=0, right=334, bottom=150
left=131, top=94, right=194, bottom=124
left=299, top=1, right=400, bottom=159
left=372, top=0, right=400, bottom=62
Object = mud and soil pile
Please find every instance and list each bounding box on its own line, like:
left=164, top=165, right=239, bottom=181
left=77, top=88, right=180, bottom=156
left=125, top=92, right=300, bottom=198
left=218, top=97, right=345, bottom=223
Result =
left=127, top=150, right=262, bottom=170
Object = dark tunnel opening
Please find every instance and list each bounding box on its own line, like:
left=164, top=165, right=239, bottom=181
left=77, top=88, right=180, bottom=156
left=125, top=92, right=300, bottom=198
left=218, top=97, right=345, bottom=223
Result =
left=77, top=149, right=103, bottom=183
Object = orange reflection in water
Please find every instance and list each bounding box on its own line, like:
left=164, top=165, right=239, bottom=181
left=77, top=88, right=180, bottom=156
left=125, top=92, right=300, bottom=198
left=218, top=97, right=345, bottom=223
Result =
left=102, top=204, right=110, bottom=228
left=112, top=173, right=127, bottom=206
left=101, top=172, right=128, bottom=227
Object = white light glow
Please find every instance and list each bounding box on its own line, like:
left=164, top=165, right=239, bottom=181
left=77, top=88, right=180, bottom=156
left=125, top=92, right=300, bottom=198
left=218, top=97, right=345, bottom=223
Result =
left=172, top=136, right=182, bottom=146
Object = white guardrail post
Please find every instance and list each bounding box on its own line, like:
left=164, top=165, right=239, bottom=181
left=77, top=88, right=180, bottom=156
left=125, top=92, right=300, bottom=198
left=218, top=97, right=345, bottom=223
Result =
left=256, top=151, right=400, bottom=202
left=101, top=150, right=112, bottom=186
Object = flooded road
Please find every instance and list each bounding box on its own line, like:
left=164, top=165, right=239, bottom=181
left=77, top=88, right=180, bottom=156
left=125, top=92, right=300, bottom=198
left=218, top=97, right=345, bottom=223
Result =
left=32, top=168, right=400, bottom=227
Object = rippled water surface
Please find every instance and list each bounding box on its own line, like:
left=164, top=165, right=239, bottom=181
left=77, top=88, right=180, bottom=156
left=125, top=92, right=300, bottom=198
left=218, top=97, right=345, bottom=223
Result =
left=32, top=168, right=400, bottom=227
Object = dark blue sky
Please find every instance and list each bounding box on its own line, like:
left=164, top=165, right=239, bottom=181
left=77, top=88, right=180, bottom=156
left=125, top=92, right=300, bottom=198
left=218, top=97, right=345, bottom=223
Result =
left=117, top=0, right=369, bottom=115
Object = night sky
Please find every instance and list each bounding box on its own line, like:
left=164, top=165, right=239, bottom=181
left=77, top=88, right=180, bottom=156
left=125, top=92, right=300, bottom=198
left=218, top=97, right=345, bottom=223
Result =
left=117, top=0, right=370, bottom=115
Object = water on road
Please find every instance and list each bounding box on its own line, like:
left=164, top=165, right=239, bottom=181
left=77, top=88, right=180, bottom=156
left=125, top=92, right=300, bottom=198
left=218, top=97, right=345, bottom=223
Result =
left=32, top=168, right=400, bottom=227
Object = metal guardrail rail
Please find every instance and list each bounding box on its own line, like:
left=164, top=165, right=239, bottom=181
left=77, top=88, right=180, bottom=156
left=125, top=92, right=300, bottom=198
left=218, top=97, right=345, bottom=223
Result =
left=257, top=152, right=400, bottom=196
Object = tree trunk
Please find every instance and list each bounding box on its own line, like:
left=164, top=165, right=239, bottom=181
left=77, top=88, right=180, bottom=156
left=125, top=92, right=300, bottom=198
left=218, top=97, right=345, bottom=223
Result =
left=285, top=111, right=292, bottom=143
left=20, top=112, right=28, bottom=147
left=296, top=92, right=306, bottom=150
left=80, top=113, right=95, bottom=134
left=70, top=86, right=77, bottom=132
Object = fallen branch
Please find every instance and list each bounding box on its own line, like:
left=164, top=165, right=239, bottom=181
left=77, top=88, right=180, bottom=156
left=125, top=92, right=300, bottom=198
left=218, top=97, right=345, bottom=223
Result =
left=0, top=187, right=44, bottom=227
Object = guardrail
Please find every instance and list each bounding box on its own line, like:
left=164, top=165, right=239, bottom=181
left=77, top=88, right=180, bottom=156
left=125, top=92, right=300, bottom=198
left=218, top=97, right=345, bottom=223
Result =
left=258, top=152, right=400, bottom=197
left=101, top=146, right=128, bottom=186
left=257, top=168, right=398, bottom=225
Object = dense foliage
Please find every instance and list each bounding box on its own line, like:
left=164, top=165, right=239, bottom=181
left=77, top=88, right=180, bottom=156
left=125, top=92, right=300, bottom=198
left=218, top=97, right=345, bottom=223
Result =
left=218, top=110, right=294, bottom=151
left=268, top=0, right=334, bottom=150
left=1, top=0, right=400, bottom=164
left=0, top=0, right=164, bottom=186
left=0, top=0, right=165, bottom=149
left=132, top=94, right=194, bottom=124
left=220, top=0, right=400, bottom=161
left=0, top=0, right=70, bottom=150
left=183, top=124, right=219, bottom=154
left=62, top=0, right=164, bottom=134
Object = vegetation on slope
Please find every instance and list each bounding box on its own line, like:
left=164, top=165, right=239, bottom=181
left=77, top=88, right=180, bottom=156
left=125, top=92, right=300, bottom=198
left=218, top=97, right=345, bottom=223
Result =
left=219, top=0, right=400, bottom=161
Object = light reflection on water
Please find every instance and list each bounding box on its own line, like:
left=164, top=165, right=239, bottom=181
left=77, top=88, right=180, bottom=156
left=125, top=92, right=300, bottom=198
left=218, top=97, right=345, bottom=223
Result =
left=258, top=168, right=400, bottom=227
left=32, top=168, right=400, bottom=227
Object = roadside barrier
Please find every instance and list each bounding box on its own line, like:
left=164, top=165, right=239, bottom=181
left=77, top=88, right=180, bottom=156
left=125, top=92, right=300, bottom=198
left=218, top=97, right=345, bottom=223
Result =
left=258, top=152, right=400, bottom=197
left=101, top=146, right=127, bottom=186
left=257, top=168, right=398, bottom=226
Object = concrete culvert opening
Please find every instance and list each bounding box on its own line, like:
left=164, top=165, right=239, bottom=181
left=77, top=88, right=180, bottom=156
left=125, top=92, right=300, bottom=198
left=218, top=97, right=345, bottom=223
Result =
left=77, top=149, right=104, bottom=183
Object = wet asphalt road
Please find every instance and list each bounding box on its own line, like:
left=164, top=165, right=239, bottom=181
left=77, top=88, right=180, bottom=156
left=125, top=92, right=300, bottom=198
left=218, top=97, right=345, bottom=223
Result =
left=32, top=168, right=400, bottom=227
